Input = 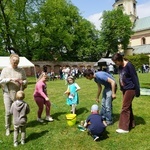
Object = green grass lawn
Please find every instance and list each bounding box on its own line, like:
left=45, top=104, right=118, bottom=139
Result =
left=0, top=73, right=150, bottom=150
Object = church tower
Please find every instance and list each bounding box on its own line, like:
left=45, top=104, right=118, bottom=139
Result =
left=113, top=0, right=137, bottom=23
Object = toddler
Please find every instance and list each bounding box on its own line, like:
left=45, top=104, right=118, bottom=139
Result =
left=10, top=91, right=30, bottom=147
left=81, top=104, right=107, bottom=141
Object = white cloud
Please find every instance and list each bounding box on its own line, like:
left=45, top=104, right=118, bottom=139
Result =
left=86, top=2, right=150, bottom=30
left=86, top=12, right=103, bottom=30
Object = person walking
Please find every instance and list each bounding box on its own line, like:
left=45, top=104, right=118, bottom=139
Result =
left=112, top=53, right=140, bottom=133
left=83, top=69, right=117, bottom=125
left=0, top=54, right=27, bottom=136
left=33, top=72, right=53, bottom=123
left=10, top=91, right=30, bottom=147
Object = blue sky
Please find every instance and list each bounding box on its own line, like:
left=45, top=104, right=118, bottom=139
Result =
left=71, top=0, right=150, bottom=30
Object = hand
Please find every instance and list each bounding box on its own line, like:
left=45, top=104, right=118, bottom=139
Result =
left=96, top=98, right=100, bottom=103
left=45, top=97, right=49, bottom=101
left=112, top=94, right=116, bottom=100
left=14, top=79, right=23, bottom=84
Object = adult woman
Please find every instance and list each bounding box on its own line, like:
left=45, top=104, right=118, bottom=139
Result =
left=0, top=54, right=27, bottom=136
left=33, top=72, right=53, bottom=123
left=112, top=53, right=140, bottom=133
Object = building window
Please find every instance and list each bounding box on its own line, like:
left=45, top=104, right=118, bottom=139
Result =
left=141, top=37, right=146, bottom=45
left=133, top=3, right=136, bottom=9
left=118, top=4, right=123, bottom=7
left=133, top=3, right=136, bottom=15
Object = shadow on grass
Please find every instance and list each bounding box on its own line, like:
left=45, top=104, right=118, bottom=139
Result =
left=113, top=113, right=145, bottom=126
left=141, top=83, right=150, bottom=88
left=113, top=113, right=120, bottom=124
left=135, top=115, right=146, bottom=125
left=52, top=111, right=67, bottom=120
left=27, top=120, right=49, bottom=128
left=88, top=130, right=110, bottom=142
left=99, top=130, right=110, bottom=141
left=76, top=107, right=89, bottom=115
left=26, top=130, right=49, bottom=143
left=141, top=86, right=150, bottom=89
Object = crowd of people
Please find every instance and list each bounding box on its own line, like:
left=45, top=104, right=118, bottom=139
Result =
left=0, top=52, right=141, bottom=145
left=36, top=66, right=86, bottom=82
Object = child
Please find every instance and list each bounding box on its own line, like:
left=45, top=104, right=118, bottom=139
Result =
left=33, top=72, right=53, bottom=122
left=10, top=91, right=30, bottom=147
left=64, top=76, right=80, bottom=114
left=81, top=104, right=107, bottom=141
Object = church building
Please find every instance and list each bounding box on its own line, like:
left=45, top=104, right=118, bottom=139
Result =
left=113, top=0, right=150, bottom=57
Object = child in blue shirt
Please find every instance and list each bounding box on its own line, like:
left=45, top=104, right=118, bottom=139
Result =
left=81, top=104, right=107, bottom=141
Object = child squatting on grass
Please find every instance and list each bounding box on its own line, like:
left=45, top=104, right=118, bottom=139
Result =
left=80, top=104, right=107, bottom=141
left=78, top=104, right=107, bottom=141
left=64, top=76, right=81, bottom=114
left=10, top=91, right=30, bottom=147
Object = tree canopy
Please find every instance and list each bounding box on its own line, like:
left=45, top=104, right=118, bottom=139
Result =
left=0, top=1, right=135, bottom=61
left=98, top=8, right=133, bottom=57
left=0, top=0, right=101, bottom=61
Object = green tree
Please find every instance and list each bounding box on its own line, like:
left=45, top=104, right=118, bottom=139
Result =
left=98, top=8, right=133, bottom=57
left=32, top=0, right=100, bottom=61
left=0, top=0, right=44, bottom=59
left=0, top=0, right=100, bottom=61
left=126, top=54, right=149, bottom=71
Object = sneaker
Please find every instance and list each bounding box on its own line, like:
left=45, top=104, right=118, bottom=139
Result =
left=116, top=129, right=129, bottom=133
left=6, top=128, right=10, bottom=136
left=77, top=125, right=86, bottom=131
left=14, top=142, right=18, bottom=147
left=21, top=140, right=25, bottom=145
left=37, top=118, right=44, bottom=123
left=93, top=136, right=99, bottom=141
left=45, top=116, right=54, bottom=122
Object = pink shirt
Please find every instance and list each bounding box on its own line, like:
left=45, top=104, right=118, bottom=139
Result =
left=33, top=80, right=47, bottom=99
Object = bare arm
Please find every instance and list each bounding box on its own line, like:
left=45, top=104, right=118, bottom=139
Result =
left=75, top=83, right=81, bottom=91
left=107, top=77, right=116, bottom=100
left=64, top=86, right=70, bottom=94
left=96, top=83, right=102, bottom=103
left=103, top=120, right=107, bottom=127
left=83, top=121, right=88, bottom=128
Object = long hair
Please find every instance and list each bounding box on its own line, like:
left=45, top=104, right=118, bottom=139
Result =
left=37, top=72, right=48, bottom=82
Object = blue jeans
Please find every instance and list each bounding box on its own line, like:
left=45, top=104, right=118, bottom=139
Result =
left=100, top=88, right=113, bottom=124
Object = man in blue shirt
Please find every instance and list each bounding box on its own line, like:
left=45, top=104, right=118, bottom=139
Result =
left=83, top=69, right=117, bottom=125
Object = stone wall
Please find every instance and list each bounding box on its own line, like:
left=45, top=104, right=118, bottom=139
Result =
left=27, top=61, right=96, bottom=76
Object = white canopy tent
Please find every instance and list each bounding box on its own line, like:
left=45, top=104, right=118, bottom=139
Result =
left=0, top=56, right=36, bottom=78
left=94, top=58, right=115, bottom=67
left=0, top=56, right=34, bottom=68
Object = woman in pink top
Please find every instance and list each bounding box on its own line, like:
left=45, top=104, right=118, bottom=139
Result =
left=33, top=72, right=53, bottom=123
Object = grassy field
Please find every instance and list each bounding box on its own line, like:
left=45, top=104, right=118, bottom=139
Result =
left=0, top=73, right=150, bottom=150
